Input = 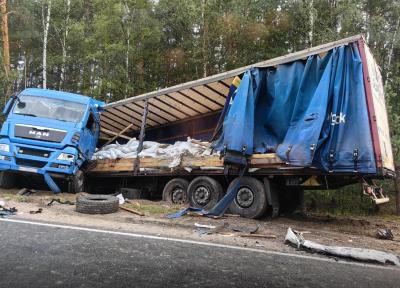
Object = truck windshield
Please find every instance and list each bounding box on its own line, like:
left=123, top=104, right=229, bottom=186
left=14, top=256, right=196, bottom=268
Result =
left=13, top=95, right=87, bottom=123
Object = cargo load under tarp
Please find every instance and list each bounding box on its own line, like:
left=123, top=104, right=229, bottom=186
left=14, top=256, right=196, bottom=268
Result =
left=212, top=44, right=377, bottom=174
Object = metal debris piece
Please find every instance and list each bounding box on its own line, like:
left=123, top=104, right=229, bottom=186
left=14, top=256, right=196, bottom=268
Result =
left=285, top=227, right=400, bottom=266
left=376, top=228, right=394, bottom=240
left=18, top=188, right=37, bottom=196
left=194, top=223, right=217, bottom=229
left=0, top=206, right=17, bottom=218
left=230, top=224, right=260, bottom=234
left=29, top=208, right=43, bottom=214
left=47, top=198, right=75, bottom=206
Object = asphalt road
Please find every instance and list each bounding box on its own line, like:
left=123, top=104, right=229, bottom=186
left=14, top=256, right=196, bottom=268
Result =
left=0, top=219, right=399, bottom=288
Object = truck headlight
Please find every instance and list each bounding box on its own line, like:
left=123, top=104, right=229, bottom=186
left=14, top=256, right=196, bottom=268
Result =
left=0, top=144, right=10, bottom=152
left=57, top=153, right=75, bottom=162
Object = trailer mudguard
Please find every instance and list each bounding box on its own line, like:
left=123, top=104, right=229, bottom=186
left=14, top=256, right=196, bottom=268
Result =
left=212, top=44, right=376, bottom=173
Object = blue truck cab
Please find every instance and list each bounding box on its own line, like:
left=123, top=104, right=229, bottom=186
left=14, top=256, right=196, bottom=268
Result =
left=0, top=88, right=104, bottom=193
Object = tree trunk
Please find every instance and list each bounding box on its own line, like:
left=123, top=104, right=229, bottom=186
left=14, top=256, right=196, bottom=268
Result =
left=202, top=0, right=208, bottom=77
left=60, top=0, right=71, bottom=89
left=0, top=0, right=9, bottom=76
left=308, top=0, right=314, bottom=47
left=385, top=18, right=400, bottom=88
left=394, top=165, right=400, bottom=215
left=42, top=0, right=52, bottom=89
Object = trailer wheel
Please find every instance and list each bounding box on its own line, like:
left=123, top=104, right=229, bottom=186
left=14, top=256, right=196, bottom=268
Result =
left=188, top=176, right=223, bottom=210
left=0, top=171, right=15, bottom=189
left=76, top=194, right=119, bottom=214
left=228, top=177, right=267, bottom=219
left=69, top=170, right=85, bottom=194
left=162, top=178, right=189, bottom=204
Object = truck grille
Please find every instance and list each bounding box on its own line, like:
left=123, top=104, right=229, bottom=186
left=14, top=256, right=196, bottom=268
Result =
left=16, top=159, right=46, bottom=168
left=14, top=124, right=67, bottom=143
left=18, top=147, right=51, bottom=158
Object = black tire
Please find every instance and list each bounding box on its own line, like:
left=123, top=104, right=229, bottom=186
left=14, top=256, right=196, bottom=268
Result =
left=188, top=176, right=223, bottom=210
left=228, top=177, right=268, bottom=219
left=162, top=178, right=189, bottom=204
left=0, top=171, right=15, bottom=189
left=76, top=194, right=119, bottom=214
left=279, top=187, right=304, bottom=215
left=69, top=170, right=85, bottom=194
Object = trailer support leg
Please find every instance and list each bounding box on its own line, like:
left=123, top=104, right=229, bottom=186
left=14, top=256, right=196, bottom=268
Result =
left=134, top=99, right=149, bottom=175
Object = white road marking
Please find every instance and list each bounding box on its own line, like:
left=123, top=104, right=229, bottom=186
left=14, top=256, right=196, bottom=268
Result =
left=1, top=218, right=399, bottom=271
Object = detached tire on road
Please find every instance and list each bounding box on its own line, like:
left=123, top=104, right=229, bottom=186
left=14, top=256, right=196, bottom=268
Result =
left=162, top=178, right=189, bottom=204
left=188, top=176, right=223, bottom=210
left=228, top=177, right=267, bottom=219
left=76, top=195, right=119, bottom=214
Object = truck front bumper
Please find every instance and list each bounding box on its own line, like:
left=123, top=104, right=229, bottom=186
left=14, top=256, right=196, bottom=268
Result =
left=0, top=139, right=83, bottom=192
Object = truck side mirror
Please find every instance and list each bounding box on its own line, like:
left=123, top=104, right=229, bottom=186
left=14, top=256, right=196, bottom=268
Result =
left=2, top=95, right=16, bottom=116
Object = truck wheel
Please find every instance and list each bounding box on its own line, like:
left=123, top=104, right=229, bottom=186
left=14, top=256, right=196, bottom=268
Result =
left=162, top=178, right=189, bottom=204
left=279, top=187, right=304, bottom=215
left=76, top=194, right=119, bottom=214
left=188, top=176, right=223, bottom=210
left=0, top=171, right=15, bottom=189
left=69, top=170, right=85, bottom=194
left=228, top=177, right=267, bottom=219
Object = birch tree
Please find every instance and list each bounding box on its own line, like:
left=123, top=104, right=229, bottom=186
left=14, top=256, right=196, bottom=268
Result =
left=41, top=0, right=52, bottom=89
left=60, top=0, right=70, bottom=89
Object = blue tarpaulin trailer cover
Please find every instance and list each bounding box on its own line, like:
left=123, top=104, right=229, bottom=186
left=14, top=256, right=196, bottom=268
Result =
left=212, top=43, right=377, bottom=174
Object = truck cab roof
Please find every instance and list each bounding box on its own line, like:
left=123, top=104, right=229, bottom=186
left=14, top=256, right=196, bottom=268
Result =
left=20, top=88, right=104, bottom=107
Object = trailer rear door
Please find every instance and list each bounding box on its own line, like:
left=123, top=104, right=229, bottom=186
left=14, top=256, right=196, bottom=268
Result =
left=359, top=40, right=395, bottom=174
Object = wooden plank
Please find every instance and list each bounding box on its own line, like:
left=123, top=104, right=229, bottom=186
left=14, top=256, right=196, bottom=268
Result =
left=102, top=123, right=134, bottom=147
left=120, top=205, right=145, bottom=216
left=100, top=128, right=131, bottom=141
left=90, top=153, right=284, bottom=172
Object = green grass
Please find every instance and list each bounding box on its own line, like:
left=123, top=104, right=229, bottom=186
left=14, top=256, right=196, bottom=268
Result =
left=1, top=193, right=27, bottom=203
left=123, top=202, right=184, bottom=215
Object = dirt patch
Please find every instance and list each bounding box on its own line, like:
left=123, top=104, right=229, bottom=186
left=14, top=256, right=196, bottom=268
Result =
left=1, top=188, right=400, bottom=258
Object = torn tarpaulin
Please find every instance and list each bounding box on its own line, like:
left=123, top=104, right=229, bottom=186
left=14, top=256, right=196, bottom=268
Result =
left=284, top=227, right=400, bottom=266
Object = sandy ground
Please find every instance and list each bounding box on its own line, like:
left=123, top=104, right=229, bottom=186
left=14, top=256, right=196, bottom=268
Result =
left=1, top=188, right=400, bottom=259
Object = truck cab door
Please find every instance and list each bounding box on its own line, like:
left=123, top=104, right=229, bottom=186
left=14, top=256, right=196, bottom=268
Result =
left=80, top=110, right=98, bottom=160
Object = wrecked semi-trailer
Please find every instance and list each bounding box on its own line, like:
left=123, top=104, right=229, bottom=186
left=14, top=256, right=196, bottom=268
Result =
left=87, top=35, right=395, bottom=218
left=0, top=35, right=395, bottom=218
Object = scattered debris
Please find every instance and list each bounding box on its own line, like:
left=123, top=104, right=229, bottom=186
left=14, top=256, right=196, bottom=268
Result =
left=29, top=208, right=43, bottom=214
left=193, top=222, right=271, bottom=238
left=0, top=206, right=17, bottom=218
left=376, top=228, right=394, bottom=240
left=284, top=227, right=400, bottom=266
left=47, top=198, right=75, bottom=206
left=194, top=223, right=217, bottom=229
left=238, top=233, right=277, bottom=239
left=230, top=224, right=260, bottom=234
left=18, top=188, right=37, bottom=196
left=120, top=205, right=145, bottom=216
left=116, top=193, right=125, bottom=205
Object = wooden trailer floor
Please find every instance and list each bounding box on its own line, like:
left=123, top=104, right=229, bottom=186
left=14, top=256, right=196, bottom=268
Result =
left=88, top=153, right=286, bottom=174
